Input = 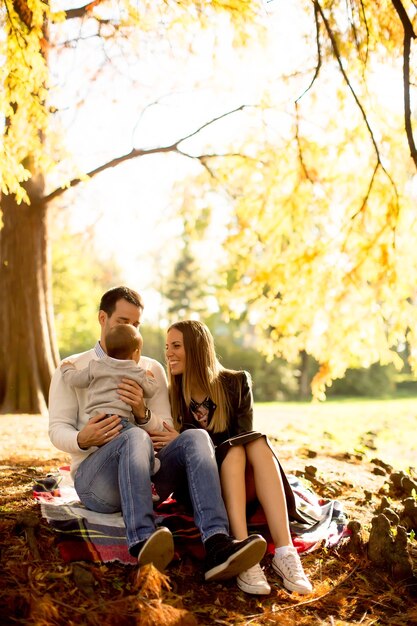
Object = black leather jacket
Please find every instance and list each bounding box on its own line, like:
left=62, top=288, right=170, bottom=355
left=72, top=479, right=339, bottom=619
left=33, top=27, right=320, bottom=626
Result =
left=178, top=369, right=309, bottom=524
left=178, top=370, right=253, bottom=446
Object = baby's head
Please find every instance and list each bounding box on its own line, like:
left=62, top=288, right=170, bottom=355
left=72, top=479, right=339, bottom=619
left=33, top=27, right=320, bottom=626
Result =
left=105, top=324, right=143, bottom=363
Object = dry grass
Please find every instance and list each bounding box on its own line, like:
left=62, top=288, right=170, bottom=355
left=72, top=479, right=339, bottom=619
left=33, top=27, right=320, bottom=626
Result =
left=0, top=403, right=416, bottom=625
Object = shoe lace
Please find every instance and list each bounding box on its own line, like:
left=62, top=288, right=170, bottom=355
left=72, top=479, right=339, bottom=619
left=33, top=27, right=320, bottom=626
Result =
left=241, top=563, right=267, bottom=583
left=280, top=550, right=306, bottom=580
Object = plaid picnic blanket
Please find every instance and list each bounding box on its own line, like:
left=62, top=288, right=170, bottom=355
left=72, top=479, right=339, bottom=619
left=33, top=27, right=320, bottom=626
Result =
left=34, top=466, right=348, bottom=564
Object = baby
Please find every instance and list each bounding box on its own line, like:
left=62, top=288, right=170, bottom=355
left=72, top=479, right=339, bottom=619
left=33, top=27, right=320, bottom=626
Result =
left=61, top=324, right=156, bottom=421
left=61, top=324, right=160, bottom=496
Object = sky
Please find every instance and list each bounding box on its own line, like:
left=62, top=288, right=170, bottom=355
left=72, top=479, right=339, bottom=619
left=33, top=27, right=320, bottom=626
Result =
left=48, top=0, right=407, bottom=323
left=47, top=0, right=308, bottom=321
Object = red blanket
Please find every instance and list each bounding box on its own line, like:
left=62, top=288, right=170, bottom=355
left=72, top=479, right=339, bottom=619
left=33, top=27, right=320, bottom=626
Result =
left=34, top=467, right=348, bottom=564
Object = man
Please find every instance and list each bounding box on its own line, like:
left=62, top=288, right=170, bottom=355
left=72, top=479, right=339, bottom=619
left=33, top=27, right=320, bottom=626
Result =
left=49, top=286, right=266, bottom=580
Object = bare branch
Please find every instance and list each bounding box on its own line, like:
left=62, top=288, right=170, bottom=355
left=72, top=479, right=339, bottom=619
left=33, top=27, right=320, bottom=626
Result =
left=296, top=1, right=321, bottom=102
left=350, top=163, right=379, bottom=221
left=315, top=2, right=379, bottom=157
left=42, top=106, right=254, bottom=205
left=172, top=104, right=251, bottom=144
left=390, top=0, right=416, bottom=39
left=315, top=1, right=399, bottom=200
left=294, top=101, right=315, bottom=182
left=56, top=3, right=96, bottom=21
left=391, top=0, right=417, bottom=169
left=341, top=164, right=381, bottom=252
left=402, top=28, right=417, bottom=168
left=346, top=0, right=361, bottom=56
left=358, top=0, right=370, bottom=66
left=43, top=144, right=178, bottom=204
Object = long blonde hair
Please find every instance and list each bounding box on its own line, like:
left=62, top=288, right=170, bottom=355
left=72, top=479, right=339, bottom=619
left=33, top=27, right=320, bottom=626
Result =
left=167, top=320, right=232, bottom=433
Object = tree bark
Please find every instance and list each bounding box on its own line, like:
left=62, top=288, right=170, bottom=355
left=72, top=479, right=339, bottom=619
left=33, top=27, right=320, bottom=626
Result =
left=0, top=174, right=59, bottom=415
left=298, top=350, right=311, bottom=400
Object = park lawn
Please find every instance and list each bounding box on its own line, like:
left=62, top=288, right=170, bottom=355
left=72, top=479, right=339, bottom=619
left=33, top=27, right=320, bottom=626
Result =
left=1, top=397, right=415, bottom=472
left=253, top=396, right=417, bottom=472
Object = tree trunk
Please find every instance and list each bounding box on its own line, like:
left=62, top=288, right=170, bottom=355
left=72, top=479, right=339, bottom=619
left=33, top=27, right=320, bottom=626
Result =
left=0, top=176, right=59, bottom=414
left=298, top=350, right=311, bottom=400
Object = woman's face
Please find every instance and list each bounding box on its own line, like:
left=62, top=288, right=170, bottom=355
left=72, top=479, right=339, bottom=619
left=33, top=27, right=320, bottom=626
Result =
left=166, top=327, right=186, bottom=375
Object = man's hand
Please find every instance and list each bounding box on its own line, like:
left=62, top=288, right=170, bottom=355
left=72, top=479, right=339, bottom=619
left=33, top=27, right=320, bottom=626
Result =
left=118, top=378, right=146, bottom=418
left=149, top=421, right=179, bottom=450
left=77, top=413, right=122, bottom=449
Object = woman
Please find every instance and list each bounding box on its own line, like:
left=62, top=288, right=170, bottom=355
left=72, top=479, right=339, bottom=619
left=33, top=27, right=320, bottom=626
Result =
left=151, top=320, right=312, bottom=596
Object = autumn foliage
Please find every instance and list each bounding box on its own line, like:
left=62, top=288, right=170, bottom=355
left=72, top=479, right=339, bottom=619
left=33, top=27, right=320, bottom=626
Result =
left=1, top=1, right=417, bottom=410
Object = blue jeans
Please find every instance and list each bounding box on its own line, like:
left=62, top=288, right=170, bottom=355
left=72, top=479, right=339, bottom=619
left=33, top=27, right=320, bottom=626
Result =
left=153, top=429, right=229, bottom=542
left=74, top=426, right=157, bottom=552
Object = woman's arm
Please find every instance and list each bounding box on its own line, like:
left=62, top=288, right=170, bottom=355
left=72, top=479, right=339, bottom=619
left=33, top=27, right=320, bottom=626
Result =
left=228, top=370, right=254, bottom=435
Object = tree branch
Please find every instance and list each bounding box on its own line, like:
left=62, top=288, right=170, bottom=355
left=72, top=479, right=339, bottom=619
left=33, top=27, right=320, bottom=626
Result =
left=358, top=0, right=370, bottom=66
left=42, top=105, right=252, bottom=205
left=391, top=0, right=416, bottom=39
left=294, top=101, right=314, bottom=182
left=43, top=145, right=178, bottom=204
left=315, top=1, right=380, bottom=159
left=402, top=28, right=417, bottom=168
left=55, top=1, right=103, bottom=21
left=315, top=1, right=399, bottom=201
left=391, top=0, right=417, bottom=169
left=296, top=1, right=321, bottom=102
left=347, top=0, right=361, bottom=56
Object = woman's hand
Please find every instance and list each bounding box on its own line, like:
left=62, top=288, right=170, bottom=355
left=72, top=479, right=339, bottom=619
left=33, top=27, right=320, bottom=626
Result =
left=77, top=413, right=122, bottom=449
left=118, top=378, right=145, bottom=418
left=149, top=421, right=179, bottom=450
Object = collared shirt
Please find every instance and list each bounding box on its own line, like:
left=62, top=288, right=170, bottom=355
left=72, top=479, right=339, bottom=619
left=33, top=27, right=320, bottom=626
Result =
left=48, top=343, right=173, bottom=478
left=94, top=341, right=106, bottom=359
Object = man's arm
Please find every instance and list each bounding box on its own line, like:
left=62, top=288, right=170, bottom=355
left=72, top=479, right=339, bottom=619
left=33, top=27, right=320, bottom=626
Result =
left=123, top=357, right=174, bottom=432
left=49, top=360, right=93, bottom=455
left=143, top=359, right=173, bottom=430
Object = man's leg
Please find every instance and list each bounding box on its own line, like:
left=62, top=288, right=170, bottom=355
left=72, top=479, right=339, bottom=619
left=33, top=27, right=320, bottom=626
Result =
left=154, top=429, right=229, bottom=540
left=75, top=427, right=159, bottom=552
left=153, top=429, right=267, bottom=580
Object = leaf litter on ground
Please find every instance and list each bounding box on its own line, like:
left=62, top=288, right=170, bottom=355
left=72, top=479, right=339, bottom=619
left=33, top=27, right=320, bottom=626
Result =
left=0, top=412, right=416, bottom=625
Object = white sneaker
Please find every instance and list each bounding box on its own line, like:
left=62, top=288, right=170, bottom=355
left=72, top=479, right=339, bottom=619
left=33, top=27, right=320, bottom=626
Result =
left=237, top=564, right=271, bottom=595
left=272, top=546, right=313, bottom=594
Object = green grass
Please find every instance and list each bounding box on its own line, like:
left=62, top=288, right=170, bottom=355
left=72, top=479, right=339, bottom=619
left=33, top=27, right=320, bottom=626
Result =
left=253, top=396, right=417, bottom=472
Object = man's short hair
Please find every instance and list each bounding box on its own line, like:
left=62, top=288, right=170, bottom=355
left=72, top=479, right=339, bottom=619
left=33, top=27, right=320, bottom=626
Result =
left=106, top=324, right=143, bottom=360
left=99, top=286, right=144, bottom=317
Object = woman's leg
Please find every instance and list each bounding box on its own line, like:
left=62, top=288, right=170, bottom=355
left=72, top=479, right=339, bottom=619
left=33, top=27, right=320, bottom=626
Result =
left=154, top=430, right=267, bottom=582
left=244, top=439, right=312, bottom=594
left=220, top=445, right=249, bottom=540
left=245, top=438, right=292, bottom=547
left=221, top=445, right=271, bottom=595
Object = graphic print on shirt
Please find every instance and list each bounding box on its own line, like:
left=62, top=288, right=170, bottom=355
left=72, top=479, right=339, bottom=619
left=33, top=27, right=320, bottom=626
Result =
left=189, top=397, right=213, bottom=429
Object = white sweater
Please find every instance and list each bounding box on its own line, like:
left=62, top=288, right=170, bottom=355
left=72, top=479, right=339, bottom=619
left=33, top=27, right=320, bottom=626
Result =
left=48, top=346, right=173, bottom=478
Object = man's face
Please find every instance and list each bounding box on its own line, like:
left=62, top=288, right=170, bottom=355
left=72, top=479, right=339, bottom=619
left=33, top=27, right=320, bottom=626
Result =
left=99, top=298, right=142, bottom=348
